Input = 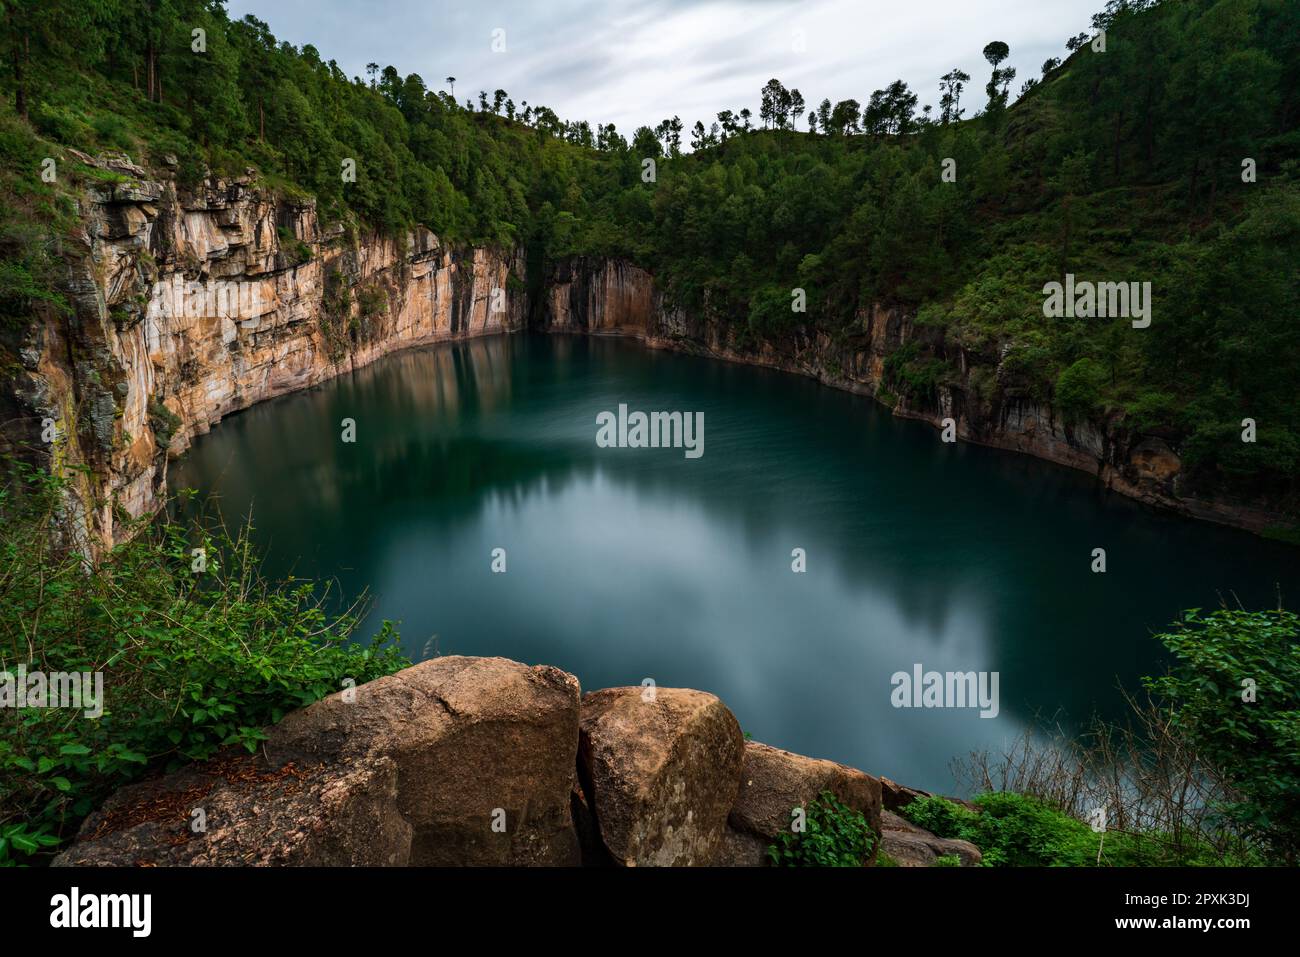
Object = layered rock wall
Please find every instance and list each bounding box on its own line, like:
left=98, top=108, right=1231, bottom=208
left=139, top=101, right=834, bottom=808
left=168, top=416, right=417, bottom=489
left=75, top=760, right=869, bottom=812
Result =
left=3, top=156, right=1286, bottom=548
left=538, top=257, right=1282, bottom=532
left=4, top=153, right=525, bottom=553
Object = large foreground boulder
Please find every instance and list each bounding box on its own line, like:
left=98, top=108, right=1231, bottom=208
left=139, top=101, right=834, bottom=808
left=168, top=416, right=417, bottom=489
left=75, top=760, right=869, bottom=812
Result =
left=716, top=741, right=882, bottom=866
left=55, top=656, right=947, bottom=868
left=577, top=687, right=744, bottom=866
left=56, top=656, right=582, bottom=866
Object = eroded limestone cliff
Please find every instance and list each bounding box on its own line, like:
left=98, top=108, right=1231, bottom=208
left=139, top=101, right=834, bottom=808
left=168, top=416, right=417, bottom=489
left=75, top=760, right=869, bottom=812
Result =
left=2, top=154, right=1286, bottom=550
left=3, top=152, right=525, bottom=554
left=538, top=257, right=1282, bottom=533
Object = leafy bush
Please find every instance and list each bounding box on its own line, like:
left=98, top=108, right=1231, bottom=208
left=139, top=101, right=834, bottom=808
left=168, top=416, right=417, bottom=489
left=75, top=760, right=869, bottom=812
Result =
left=902, top=790, right=1249, bottom=867
left=90, top=113, right=133, bottom=150
left=1122, top=389, right=1180, bottom=432
left=357, top=282, right=388, bottom=318
left=1144, top=608, right=1300, bottom=864
left=0, top=462, right=407, bottom=865
left=882, top=341, right=954, bottom=401
left=767, top=790, right=876, bottom=866
left=1054, top=356, right=1108, bottom=423
left=31, top=102, right=92, bottom=148
left=904, top=792, right=1100, bottom=866
left=0, top=223, right=71, bottom=331
left=276, top=225, right=312, bottom=265
left=147, top=398, right=183, bottom=450
left=747, top=283, right=802, bottom=336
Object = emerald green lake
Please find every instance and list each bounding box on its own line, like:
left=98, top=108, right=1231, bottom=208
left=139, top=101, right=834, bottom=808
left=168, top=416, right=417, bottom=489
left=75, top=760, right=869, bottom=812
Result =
left=171, top=334, right=1299, bottom=792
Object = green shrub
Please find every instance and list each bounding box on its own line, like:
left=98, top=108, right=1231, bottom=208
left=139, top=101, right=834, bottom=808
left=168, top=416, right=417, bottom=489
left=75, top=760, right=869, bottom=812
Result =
left=276, top=225, right=312, bottom=265
left=1144, top=608, right=1300, bottom=864
left=0, top=462, right=407, bottom=865
left=90, top=114, right=133, bottom=150
left=767, top=790, right=876, bottom=867
left=903, top=793, right=1102, bottom=866
left=1122, top=389, right=1180, bottom=432
left=357, top=282, right=388, bottom=318
left=882, top=341, right=954, bottom=401
left=0, top=243, right=71, bottom=331
left=147, top=398, right=183, bottom=449
left=31, top=102, right=92, bottom=148
left=901, top=791, right=1245, bottom=867
left=1054, top=356, right=1108, bottom=423
left=318, top=267, right=353, bottom=359
left=747, top=283, right=803, bottom=337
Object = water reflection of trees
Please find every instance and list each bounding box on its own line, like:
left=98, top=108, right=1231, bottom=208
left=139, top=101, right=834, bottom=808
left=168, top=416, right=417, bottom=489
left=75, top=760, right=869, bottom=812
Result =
left=172, top=334, right=1300, bottom=741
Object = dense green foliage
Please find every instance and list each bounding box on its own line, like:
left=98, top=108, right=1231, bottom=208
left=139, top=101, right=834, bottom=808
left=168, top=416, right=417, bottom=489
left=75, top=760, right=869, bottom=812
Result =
left=926, top=607, right=1299, bottom=866
left=767, top=790, right=877, bottom=867
left=1, top=0, right=559, bottom=242
left=0, top=463, right=407, bottom=864
left=2, top=0, right=1296, bottom=509
left=901, top=791, right=1255, bottom=866
left=617, top=0, right=1300, bottom=508
left=1145, top=608, right=1300, bottom=863
left=0, top=0, right=1292, bottom=869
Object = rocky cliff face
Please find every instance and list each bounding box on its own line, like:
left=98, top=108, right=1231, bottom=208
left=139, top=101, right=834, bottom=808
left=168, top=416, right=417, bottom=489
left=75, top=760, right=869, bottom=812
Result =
left=3, top=152, right=525, bottom=554
left=2, top=155, right=1282, bottom=549
left=539, top=257, right=1281, bottom=533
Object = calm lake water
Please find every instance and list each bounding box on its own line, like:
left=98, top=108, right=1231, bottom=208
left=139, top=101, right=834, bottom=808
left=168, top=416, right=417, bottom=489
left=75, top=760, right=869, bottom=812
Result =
left=171, top=334, right=1299, bottom=792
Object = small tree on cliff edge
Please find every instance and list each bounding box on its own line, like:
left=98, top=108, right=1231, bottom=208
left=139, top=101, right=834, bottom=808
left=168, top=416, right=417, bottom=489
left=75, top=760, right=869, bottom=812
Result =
left=982, top=41, right=1014, bottom=119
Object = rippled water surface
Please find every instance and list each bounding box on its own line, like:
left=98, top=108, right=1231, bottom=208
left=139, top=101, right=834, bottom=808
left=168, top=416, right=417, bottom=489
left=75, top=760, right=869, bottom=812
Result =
left=172, top=334, right=1299, bottom=791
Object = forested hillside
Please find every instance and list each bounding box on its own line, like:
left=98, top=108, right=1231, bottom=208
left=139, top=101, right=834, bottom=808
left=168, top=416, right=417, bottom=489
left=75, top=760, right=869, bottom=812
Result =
left=1, top=0, right=1297, bottom=513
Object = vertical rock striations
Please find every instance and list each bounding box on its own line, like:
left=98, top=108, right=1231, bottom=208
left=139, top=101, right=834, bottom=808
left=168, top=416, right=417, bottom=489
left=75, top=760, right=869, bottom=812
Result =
left=4, top=152, right=525, bottom=555
left=3, top=155, right=1285, bottom=547
left=538, top=256, right=1283, bottom=533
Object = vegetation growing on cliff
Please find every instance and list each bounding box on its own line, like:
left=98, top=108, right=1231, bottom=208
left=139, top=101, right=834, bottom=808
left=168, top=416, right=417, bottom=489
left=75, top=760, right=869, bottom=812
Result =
left=0, top=0, right=1296, bottom=868
left=1, top=0, right=1296, bottom=513
left=0, top=108, right=75, bottom=338
left=0, top=463, right=407, bottom=864
left=767, top=790, right=877, bottom=867
left=612, top=0, right=1299, bottom=511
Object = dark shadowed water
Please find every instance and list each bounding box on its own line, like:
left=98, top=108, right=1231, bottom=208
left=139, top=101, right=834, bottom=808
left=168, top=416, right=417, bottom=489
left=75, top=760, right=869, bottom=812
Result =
left=171, top=334, right=1299, bottom=792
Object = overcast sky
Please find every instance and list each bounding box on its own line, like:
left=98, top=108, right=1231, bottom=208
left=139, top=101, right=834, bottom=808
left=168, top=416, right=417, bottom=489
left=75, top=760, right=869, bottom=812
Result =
left=226, top=0, right=1103, bottom=134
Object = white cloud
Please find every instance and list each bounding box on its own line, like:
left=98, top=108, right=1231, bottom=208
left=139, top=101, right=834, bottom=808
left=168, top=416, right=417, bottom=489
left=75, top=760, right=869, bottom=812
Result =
left=228, top=0, right=1100, bottom=134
